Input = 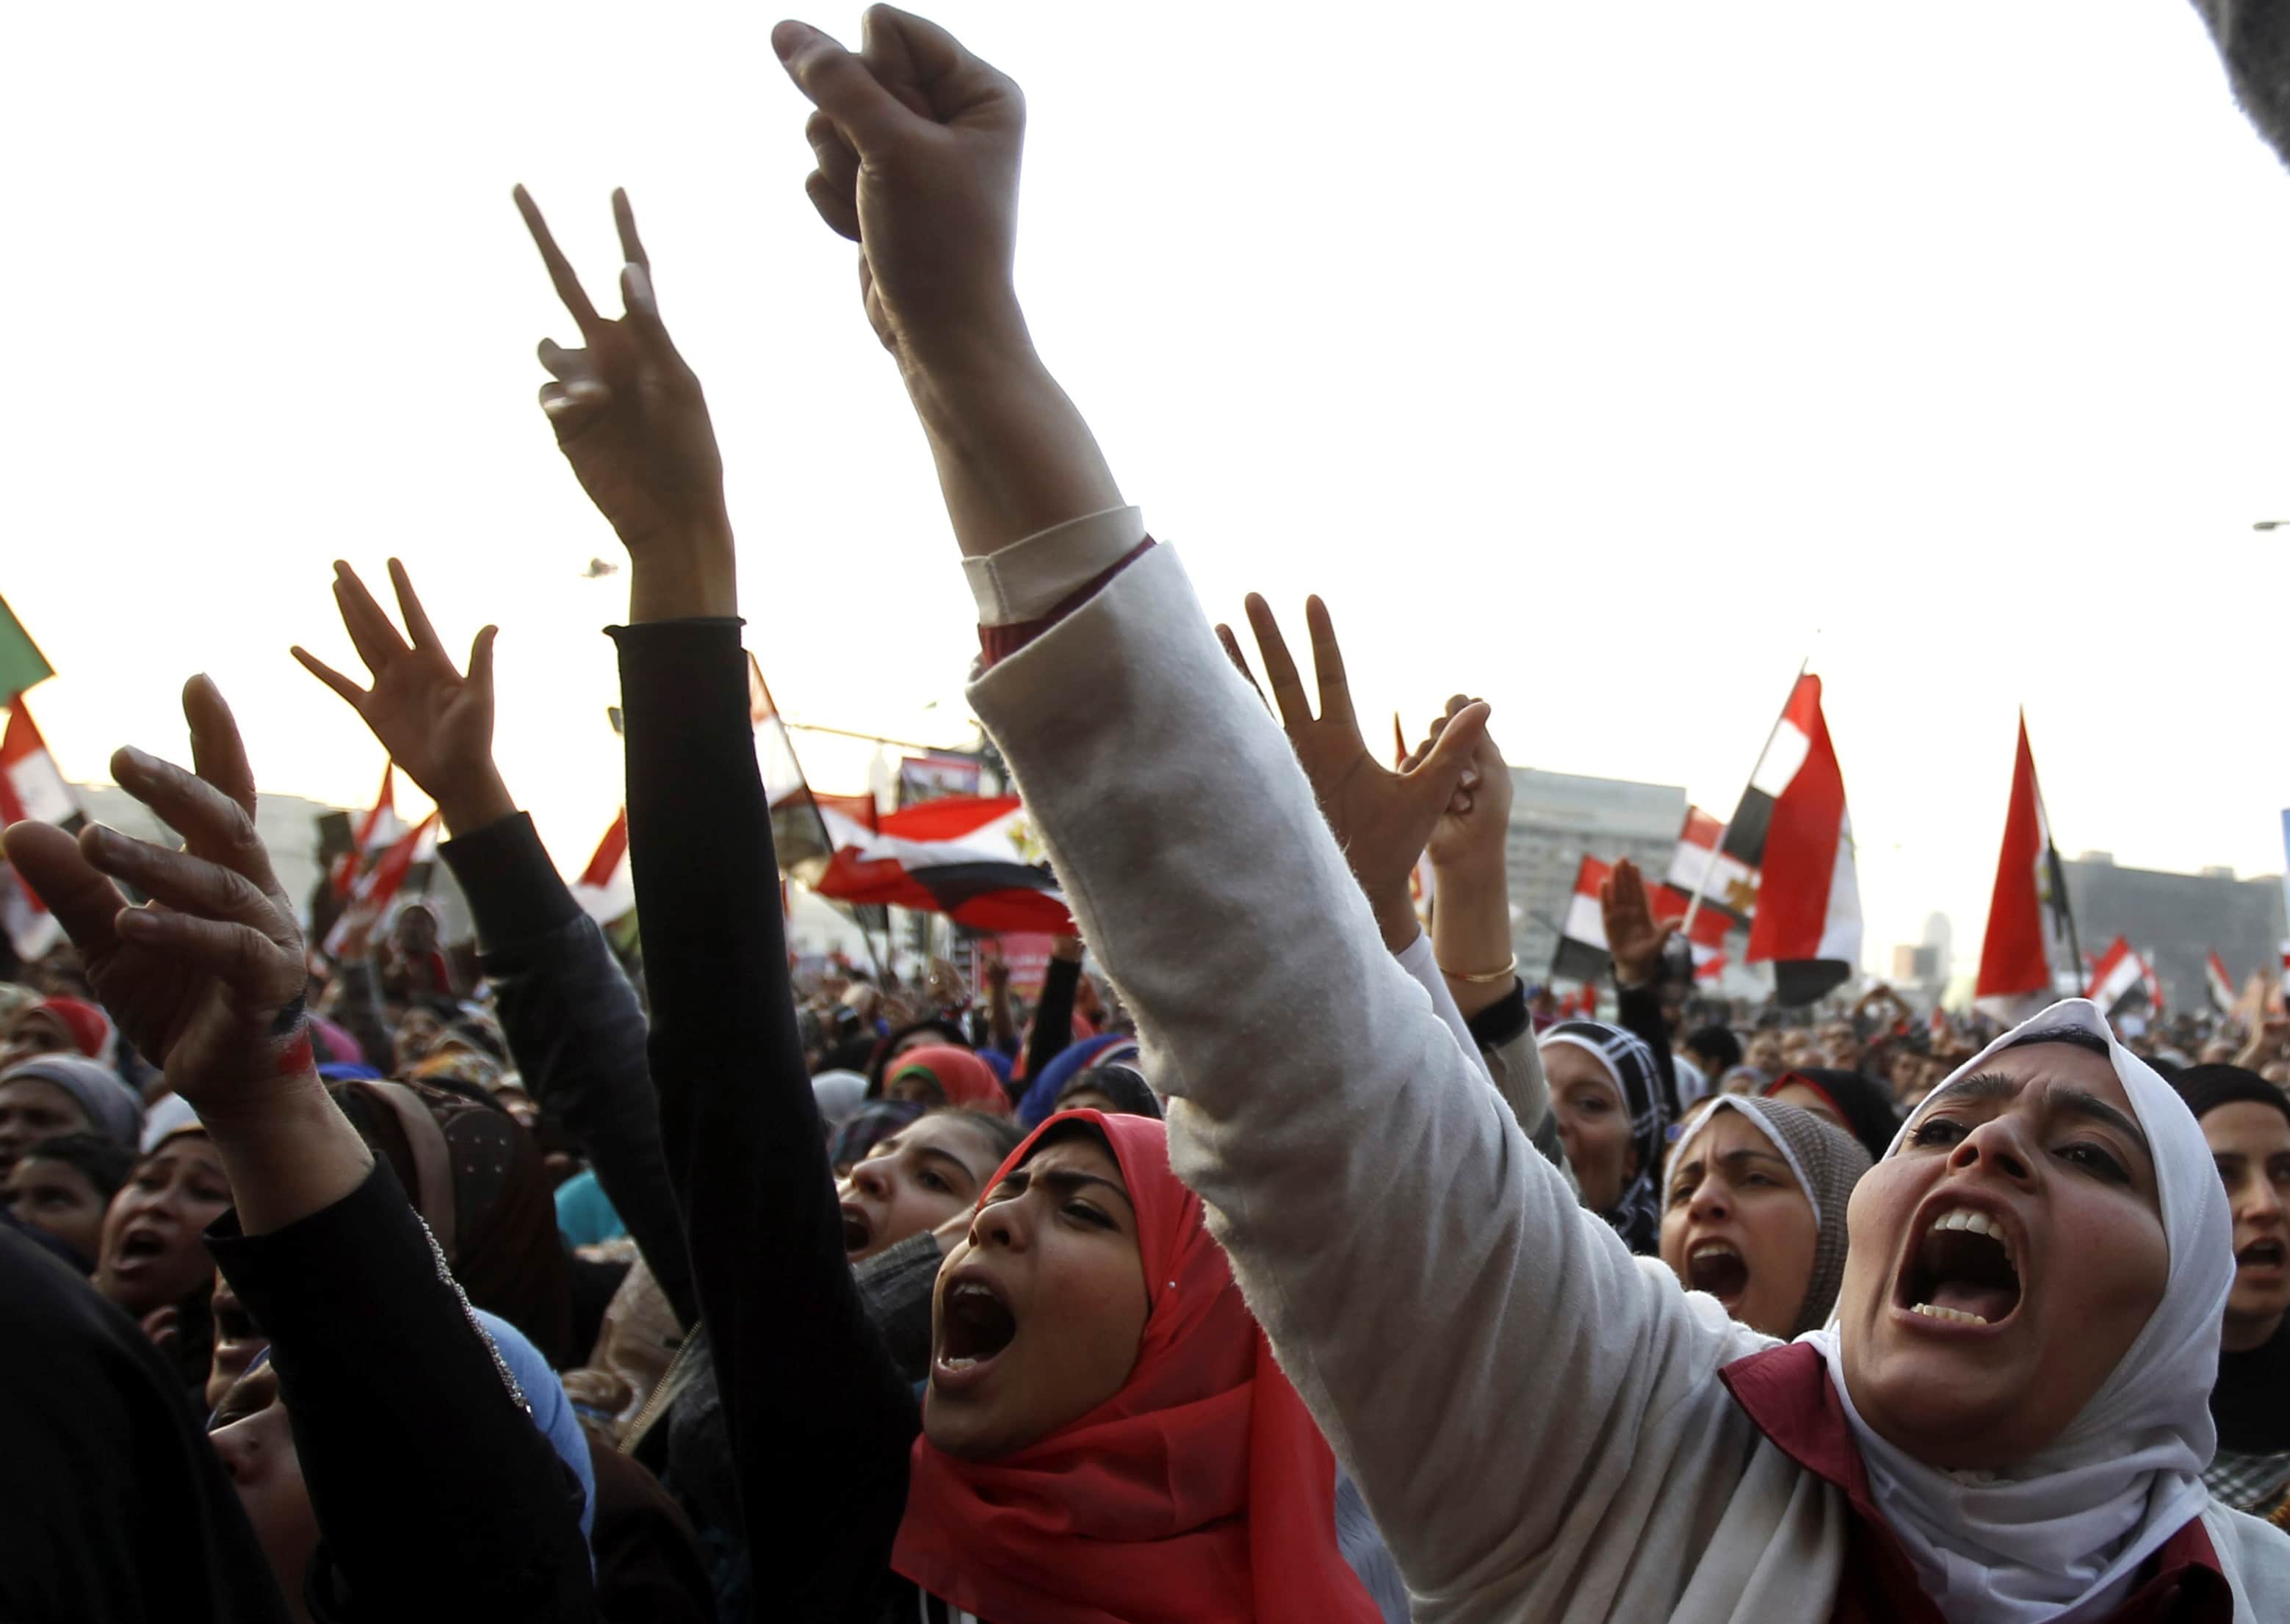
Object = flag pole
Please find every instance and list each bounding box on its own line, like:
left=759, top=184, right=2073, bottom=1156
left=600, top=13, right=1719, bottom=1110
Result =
left=761, top=662, right=889, bottom=984
left=2026, top=714, right=2084, bottom=995
left=1681, top=656, right=1808, bottom=940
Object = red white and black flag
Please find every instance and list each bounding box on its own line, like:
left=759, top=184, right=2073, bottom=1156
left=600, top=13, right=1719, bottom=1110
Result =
left=1721, top=674, right=1861, bottom=1005
left=813, top=794, right=1072, bottom=934
left=2086, top=936, right=2159, bottom=1017
left=1974, top=714, right=2078, bottom=1020
left=331, top=763, right=406, bottom=898
left=1550, top=855, right=1730, bottom=984
left=2208, top=950, right=2237, bottom=1017
left=1665, top=805, right=1758, bottom=924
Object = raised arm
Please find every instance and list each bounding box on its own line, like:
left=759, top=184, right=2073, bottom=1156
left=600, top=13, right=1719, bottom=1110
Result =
left=2, top=679, right=594, bottom=1619
left=514, top=184, right=913, bottom=1622
left=297, top=560, right=694, bottom=1327
left=777, top=8, right=1752, bottom=1597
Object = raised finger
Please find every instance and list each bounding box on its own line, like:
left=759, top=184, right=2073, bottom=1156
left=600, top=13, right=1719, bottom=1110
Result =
left=387, top=558, right=444, bottom=654
left=1242, top=594, right=1311, bottom=730
left=512, top=184, right=604, bottom=339
left=1, top=820, right=126, bottom=960
left=291, top=646, right=368, bottom=710
left=1303, top=596, right=1354, bottom=728
left=536, top=338, right=599, bottom=384
left=183, top=674, right=257, bottom=823
left=331, top=562, right=408, bottom=675
left=109, top=746, right=286, bottom=901
left=82, top=823, right=278, bottom=931
left=803, top=171, right=862, bottom=242
left=611, top=187, right=649, bottom=271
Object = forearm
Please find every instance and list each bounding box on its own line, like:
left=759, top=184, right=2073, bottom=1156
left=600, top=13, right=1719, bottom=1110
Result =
left=442, top=812, right=696, bottom=1328
left=209, top=1161, right=595, bottom=1618
left=901, top=338, right=1124, bottom=558
left=201, top=1073, right=375, bottom=1237
left=1431, top=853, right=1519, bottom=1019
left=1021, top=951, right=1080, bottom=1082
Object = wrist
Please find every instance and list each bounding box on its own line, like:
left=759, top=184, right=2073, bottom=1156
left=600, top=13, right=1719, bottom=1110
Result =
left=1430, top=848, right=1507, bottom=889
left=895, top=299, right=1034, bottom=393
left=1370, top=884, right=1420, bottom=956
left=627, top=512, right=739, bottom=622
left=432, top=765, right=519, bottom=840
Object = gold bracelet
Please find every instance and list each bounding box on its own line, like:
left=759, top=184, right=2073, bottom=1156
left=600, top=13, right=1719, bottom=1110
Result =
left=1440, top=954, right=1518, bottom=985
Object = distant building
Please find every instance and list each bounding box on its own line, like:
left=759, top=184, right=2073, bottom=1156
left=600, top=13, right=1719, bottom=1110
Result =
left=1506, top=768, right=1691, bottom=980
left=2060, top=853, right=2287, bottom=1012
left=1892, top=943, right=1943, bottom=986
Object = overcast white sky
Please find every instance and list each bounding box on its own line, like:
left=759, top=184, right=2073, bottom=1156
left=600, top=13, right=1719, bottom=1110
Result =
left=5, top=1, right=2287, bottom=975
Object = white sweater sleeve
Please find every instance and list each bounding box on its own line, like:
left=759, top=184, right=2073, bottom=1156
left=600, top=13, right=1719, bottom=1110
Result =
left=1394, top=929, right=1489, bottom=1083
left=967, top=544, right=1757, bottom=1603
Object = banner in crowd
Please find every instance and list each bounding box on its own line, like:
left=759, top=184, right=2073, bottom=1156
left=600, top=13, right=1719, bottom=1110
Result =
left=2086, top=934, right=2162, bottom=1017
left=1551, top=855, right=1730, bottom=984
left=331, top=763, right=407, bottom=898
left=974, top=931, right=1058, bottom=1000
left=2208, top=950, right=2237, bottom=1017
left=322, top=811, right=438, bottom=956
left=1722, top=672, right=1861, bottom=1005
left=899, top=752, right=983, bottom=807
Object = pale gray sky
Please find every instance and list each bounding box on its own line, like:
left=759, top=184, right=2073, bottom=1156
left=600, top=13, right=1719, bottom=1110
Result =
left=5, top=1, right=2286, bottom=975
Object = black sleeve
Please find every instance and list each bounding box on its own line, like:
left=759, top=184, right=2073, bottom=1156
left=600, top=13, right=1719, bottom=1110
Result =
left=1615, top=981, right=1681, bottom=1121
left=1465, top=980, right=1528, bottom=1053
left=208, top=1161, right=596, bottom=1622
left=610, top=620, right=917, bottom=1623
left=328, top=960, right=395, bottom=1075
left=439, top=812, right=696, bottom=1329
left=1021, top=950, right=1082, bottom=1083
left=853, top=1231, right=944, bottom=1385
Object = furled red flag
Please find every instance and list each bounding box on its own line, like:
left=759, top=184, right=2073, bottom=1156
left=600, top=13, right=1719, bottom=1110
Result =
left=812, top=793, right=1072, bottom=934
left=323, top=811, right=438, bottom=956
left=1665, top=805, right=1759, bottom=924
left=572, top=808, right=635, bottom=925
left=331, top=764, right=405, bottom=898
left=1550, top=855, right=1731, bottom=984
left=1975, top=714, right=2076, bottom=1020
left=0, top=700, right=79, bottom=961
left=2085, top=936, right=2153, bottom=1016
left=1720, top=674, right=1862, bottom=1005
left=2208, top=952, right=2237, bottom=1017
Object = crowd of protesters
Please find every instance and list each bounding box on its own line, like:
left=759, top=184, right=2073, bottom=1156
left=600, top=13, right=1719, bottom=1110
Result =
left=6, top=4, right=2290, bottom=1620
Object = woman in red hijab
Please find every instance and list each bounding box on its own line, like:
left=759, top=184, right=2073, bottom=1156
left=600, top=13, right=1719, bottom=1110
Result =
left=884, top=1045, right=1011, bottom=1116
left=892, top=1109, right=1376, bottom=1623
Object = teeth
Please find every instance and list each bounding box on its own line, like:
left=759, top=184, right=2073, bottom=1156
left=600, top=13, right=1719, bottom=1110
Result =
left=1911, top=1302, right=1990, bottom=1325
left=1689, top=1241, right=1739, bottom=1261
left=939, top=1354, right=980, bottom=1371
left=1926, top=1208, right=2016, bottom=1274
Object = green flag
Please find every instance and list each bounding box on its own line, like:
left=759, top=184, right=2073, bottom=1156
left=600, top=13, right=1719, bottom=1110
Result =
left=0, top=596, right=53, bottom=700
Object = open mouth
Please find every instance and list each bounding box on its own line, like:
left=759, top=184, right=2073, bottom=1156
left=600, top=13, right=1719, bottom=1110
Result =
left=936, top=1276, right=1018, bottom=1377
left=113, top=1228, right=169, bottom=1266
left=839, top=1203, right=873, bottom=1256
left=2237, top=1238, right=2286, bottom=1270
left=1686, top=1240, right=1749, bottom=1305
left=1901, top=1207, right=2021, bottom=1327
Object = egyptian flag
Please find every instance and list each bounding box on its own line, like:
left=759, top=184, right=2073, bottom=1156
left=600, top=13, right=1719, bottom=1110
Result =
left=1665, top=806, right=1758, bottom=923
left=1550, top=855, right=1732, bottom=984
left=1975, top=715, right=2076, bottom=1018
left=0, top=701, right=79, bottom=961
left=748, top=654, right=845, bottom=883
left=1722, top=674, right=1862, bottom=1005
left=322, top=811, right=438, bottom=956
left=572, top=809, right=635, bottom=925
left=2208, top=951, right=2236, bottom=1017
left=813, top=794, right=1072, bottom=934
left=2086, top=936, right=2154, bottom=1016
left=331, top=765, right=406, bottom=898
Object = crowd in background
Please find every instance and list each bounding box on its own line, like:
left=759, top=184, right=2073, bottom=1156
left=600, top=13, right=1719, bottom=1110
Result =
left=9, top=4, right=2290, bottom=1620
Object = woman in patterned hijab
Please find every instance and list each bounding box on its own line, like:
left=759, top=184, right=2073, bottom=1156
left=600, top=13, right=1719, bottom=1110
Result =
left=1537, top=1020, right=1669, bottom=1253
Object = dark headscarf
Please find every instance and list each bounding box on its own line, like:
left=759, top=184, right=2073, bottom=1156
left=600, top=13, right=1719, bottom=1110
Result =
left=0, top=1224, right=290, bottom=1623
left=1538, top=1020, right=1669, bottom=1254
left=1056, top=1058, right=1163, bottom=1120
left=2172, top=1063, right=2290, bottom=1455
left=828, top=1099, right=922, bottom=1174
left=328, top=1076, right=573, bottom=1365
left=1766, top=1067, right=1901, bottom=1165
